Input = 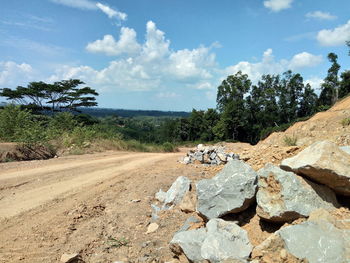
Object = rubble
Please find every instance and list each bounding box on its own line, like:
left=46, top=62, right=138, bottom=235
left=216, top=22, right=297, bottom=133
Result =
left=181, top=144, right=240, bottom=165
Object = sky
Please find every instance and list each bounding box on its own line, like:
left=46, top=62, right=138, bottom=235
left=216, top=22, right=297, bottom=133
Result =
left=0, top=0, right=350, bottom=111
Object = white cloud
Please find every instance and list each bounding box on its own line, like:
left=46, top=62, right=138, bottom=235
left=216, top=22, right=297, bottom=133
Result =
left=305, top=11, right=337, bottom=20
left=225, top=49, right=322, bottom=83
left=305, top=77, right=323, bottom=93
left=0, top=61, right=35, bottom=87
left=317, top=20, right=350, bottom=46
left=264, top=0, right=293, bottom=12
left=86, top=27, right=141, bottom=56
left=289, top=52, right=323, bottom=70
left=96, top=2, right=127, bottom=21
left=51, top=21, right=219, bottom=92
left=50, top=0, right=127, bottom=22
left=50, top=0, right=97, bottom=10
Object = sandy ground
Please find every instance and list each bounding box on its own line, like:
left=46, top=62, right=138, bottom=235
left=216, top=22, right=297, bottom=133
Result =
left=0, top=151, right=213, bottom=263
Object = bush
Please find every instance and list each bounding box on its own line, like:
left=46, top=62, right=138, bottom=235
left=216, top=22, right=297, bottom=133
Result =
left=0, top=105, right=47, bottom=143
left=161, top=142, right=177, bottom=152
left=341, top=117, right=350, bottom=127
left=283, top=135, right=298, bottom=146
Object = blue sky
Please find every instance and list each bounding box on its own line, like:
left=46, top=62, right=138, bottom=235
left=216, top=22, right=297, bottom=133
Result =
left=1, top=0, right=350, bottom=111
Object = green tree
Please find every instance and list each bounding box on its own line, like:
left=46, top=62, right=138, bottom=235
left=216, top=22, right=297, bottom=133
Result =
left=0, top=79, right=98, bottom=113
left=318, top=53, right=340, bottom=107
left=339, top=70, right=350, bottom=98
left=298, top=83, right=318, bottom=117
left=215, top=71, right=251, bottom=141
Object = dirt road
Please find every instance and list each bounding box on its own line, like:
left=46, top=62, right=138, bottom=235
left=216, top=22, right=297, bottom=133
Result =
left=0, top=150, right=206, bottom=263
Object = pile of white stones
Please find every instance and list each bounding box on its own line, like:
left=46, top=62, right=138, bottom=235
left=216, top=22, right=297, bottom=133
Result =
left=181, top=144, right=240, bottom=165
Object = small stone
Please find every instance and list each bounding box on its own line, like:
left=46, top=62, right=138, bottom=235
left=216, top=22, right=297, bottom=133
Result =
left=60, top=253, right=80, bottom=263
left=146, top=223, right=159, bottom=234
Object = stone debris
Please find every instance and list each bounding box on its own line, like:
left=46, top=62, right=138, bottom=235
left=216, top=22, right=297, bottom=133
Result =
left=257, top=164, right=339, bottom=222
left=181, top=144, right=240, bottom=165
left=280, top=140, right=350, bottom=196
left=252, top=211, right=350, bottom=263
left=164, top=140, right=350, bottom=262
left=196, top=159, right=257, bottom=219
left=156, top=176, right=191, bottom=208
left=170, top=219, right=252, bottom=263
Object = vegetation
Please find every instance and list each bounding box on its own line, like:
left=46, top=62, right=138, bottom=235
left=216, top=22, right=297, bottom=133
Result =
left=1, top=41, right=350, bottom=156
left=341, top=117, right=350, bottom=127
left=0, top=79, right=98, bottom=113
left=283, top=135, right=298, bottom=146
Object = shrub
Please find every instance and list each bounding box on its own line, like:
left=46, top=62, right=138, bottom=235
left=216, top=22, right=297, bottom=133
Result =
left=341, top=117, right=350, bottom=127
left=161, top=142, right=177, bottom=152
left=283, top=135, right=298, bottom=146
left=0, top=105, right=47, bottom=143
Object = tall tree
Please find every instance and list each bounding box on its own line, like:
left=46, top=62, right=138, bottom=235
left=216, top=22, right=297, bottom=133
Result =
left=0, top=79, right=98, bottom=113
left=298, top=83, right=318, bottom=117
left=318, top=53, right=340, bottom=107
left=339, top=71, right=350, bottom=98
left=215, top=71, right=251, bottom=141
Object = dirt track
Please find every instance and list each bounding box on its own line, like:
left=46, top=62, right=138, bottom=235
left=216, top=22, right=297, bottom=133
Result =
left=0, top=151, right=205, bottom=263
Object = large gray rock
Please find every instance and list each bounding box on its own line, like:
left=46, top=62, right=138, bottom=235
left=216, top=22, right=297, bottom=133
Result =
left=201, top=219, right=252, bottom=262
left=257, top=164, right=339, bottom=222
left=170, top=219, right=252, bottom=263
left=170, top=228, right=207, bottom=262
left=252, top=215, right=350, bottom=263
left=156, top=176, right=191, bottom=208
left=196, top=160, right=257, bottom=219
left=280, top=140, right=350, bottom=196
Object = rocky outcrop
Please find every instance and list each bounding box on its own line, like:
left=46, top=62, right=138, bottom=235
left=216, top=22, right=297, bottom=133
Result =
left=181, top=144, right=240, bottom=165
left=280, top=140, right=350, bottom=196
left=252, top=209, right=350, bottom=263
left=170, top=219, right=252, bottom=263
left=257, top=164, right=339, bottom=222
left=196, top=160, right=257, bottom=219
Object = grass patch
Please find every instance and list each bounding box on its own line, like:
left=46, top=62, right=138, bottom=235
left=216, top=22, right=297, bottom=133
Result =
left=341, top=117, right=350, bottom=127
left=283, top=135, right=298, bottom=146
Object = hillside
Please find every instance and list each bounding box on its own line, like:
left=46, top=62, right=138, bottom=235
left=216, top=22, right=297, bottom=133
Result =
left=261, top=95, right=350, bottom=147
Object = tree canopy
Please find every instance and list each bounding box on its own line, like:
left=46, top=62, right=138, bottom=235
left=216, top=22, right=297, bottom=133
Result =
left=0, top=79, right=98, bottom=113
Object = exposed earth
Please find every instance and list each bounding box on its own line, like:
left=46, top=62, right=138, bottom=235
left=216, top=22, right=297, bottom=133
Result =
left=1, top=97, right=350, bottom=262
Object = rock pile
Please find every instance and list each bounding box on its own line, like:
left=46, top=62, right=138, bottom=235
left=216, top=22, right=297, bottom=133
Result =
left=181, top=144, right=240, bottom=165
left=166, top=140, right=350, bottom=262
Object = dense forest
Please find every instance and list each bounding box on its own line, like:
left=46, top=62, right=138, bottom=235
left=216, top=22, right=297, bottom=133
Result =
left=0, top=44, right=350, bottom=151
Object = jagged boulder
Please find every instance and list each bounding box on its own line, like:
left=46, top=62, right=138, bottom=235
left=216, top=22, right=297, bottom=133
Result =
left=196, top=160, right=257, bottom=220
left=257, top=164, right=339, bottom=222
left=252, top=211, right=350, bottom=263
left=170, top=228, right=207, bottom=262
left=201, top=219, right=252, bottom=262
left=156, top=176, right=191, bottom=208
left=280, top=141, right=350, bottom=196
left=170, top=219, right=252, bottom=263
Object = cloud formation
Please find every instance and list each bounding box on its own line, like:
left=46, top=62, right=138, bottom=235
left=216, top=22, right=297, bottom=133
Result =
left=86, top=27, right=140, bottom=56
left=264, top=0, right=293, bottom=12
left=226, top=49, right=322, bottom=83
left=50, top=0, right=127, bottom=21
left=96, top=2, right=127, bottom=21
left=0, top=61, right=35, bottom=87
left=317, top=20, right=350, bottom=46
left=52, top=21, right=217, bottom=92
left=305, top=11, right=337, bottom=20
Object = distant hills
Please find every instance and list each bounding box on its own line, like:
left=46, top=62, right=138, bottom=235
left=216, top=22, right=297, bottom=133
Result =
left=79, top=107, right=190, bottom=118
left=0, top=103, right=190, bottom=118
